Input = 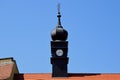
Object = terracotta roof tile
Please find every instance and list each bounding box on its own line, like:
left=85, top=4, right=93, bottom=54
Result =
left=14, top=73, right=120, bottom=80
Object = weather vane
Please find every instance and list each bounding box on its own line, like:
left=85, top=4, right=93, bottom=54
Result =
left=57, top=3, right=62, bottom=27
left=58, top=3, right=60, bottom=13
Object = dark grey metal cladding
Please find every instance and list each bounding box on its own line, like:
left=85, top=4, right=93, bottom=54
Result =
left=51, top=41, right=68, bottom=48
left=50, top=40, right=69, bottom=77
left=51, top=57, right=69, bottom=65
left=51, top=57, right=69, bottom=77
left=51, top=41, right=68, bottom=57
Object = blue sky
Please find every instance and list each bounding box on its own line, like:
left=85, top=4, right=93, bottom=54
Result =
left=0, top=0, right=120, bottom=73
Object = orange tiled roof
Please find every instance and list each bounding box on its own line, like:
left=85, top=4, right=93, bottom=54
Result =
left=14, top=73, right=120, bottom=80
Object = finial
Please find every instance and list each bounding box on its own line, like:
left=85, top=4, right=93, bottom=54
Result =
left=57, top=3, right=62, bottom=28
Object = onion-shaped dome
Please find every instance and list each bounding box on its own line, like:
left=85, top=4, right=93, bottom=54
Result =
left=51, top=11, right=68, bottom=41
left=51, top=27, right=68, bottom=41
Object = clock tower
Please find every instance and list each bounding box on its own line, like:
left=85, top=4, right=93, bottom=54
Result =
left=50, top=4, right=69, bottom=77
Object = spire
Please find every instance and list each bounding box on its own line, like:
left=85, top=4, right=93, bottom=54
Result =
left=57, top=3, right=63, bottom=28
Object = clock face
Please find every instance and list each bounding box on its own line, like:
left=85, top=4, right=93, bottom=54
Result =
left=56, top=49, right=63, bottom=56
